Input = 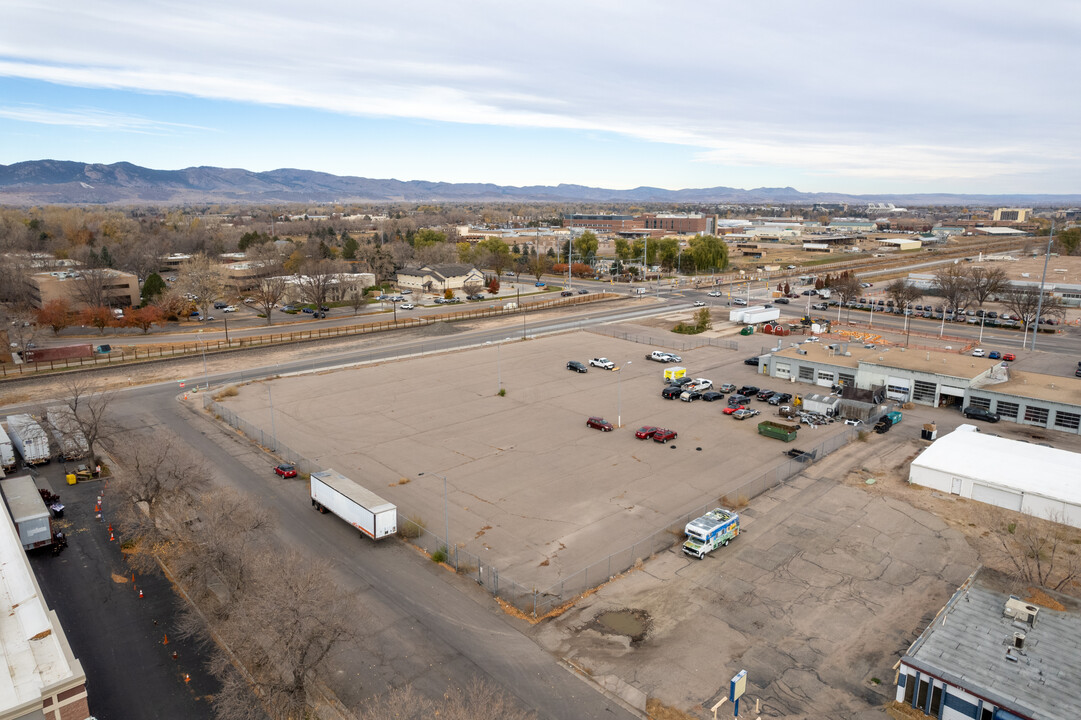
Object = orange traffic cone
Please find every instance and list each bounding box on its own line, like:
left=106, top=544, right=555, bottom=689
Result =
left=107, top=523, right=113, bottom=533
left=163, top=633, right=169, bottom=645
left=184, top=673, right=190, bottom=684
left=109, top=532, right=114, bottom=542
left=139, top=589, right=144, bottom=599
left=131, top=573, right=135, bottom=583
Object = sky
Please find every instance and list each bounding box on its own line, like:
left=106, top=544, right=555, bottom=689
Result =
left=1, top=0, right=1079, bottom=194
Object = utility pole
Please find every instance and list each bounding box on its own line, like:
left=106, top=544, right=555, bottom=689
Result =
left=1031, top=222, right=1055, bottom=351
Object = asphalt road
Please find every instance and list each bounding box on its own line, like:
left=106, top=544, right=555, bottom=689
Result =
left=30, top=306, right=663, bottom=720
left=27, top=468, right=218, bottom=719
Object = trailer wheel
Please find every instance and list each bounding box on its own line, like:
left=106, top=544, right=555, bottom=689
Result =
left=722, top=539, right=729, bottom=546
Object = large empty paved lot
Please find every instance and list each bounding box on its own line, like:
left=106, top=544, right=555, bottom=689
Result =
left=222, top=330, right=850, bottom=590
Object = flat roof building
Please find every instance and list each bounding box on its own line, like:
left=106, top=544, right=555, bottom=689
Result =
left=898, top=566, right=1081, bottom=719
left=0, top=477, right=90, bottom=719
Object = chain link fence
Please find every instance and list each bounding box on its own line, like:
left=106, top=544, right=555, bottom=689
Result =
left=205, top=399, right=855, bottom=618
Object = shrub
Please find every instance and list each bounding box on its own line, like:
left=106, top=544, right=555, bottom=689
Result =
left=398, top=515, right=425, bottom=539
left=431, top=546, right=448, bottom=563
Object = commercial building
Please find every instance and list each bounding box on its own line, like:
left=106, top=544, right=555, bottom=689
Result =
left=897, top=567, right=1080, bottom=719
left=26, top=269, right=140, bottom=310
left=992, top=208, right=1032, bottom=222
left=909, top=427, right=1081, bottom=528
left=761, top=343, right=1081, bottom=436
left=0, top=480, right=91, bottom=719
left=637, top=213, right=716, bottom=235
left=563, top=214, right=643, bottom=233
left=396, top=264, right=485, bottom=294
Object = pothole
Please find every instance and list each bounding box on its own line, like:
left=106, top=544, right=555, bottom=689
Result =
left=592, top=608, right=652, bottom=645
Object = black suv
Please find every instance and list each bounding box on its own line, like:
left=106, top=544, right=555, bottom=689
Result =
left=962, top=406, right=1000, bottom=423
left=661, top=385, right=683, bottom=399
left=756, top=389, right=775, bottom=401
left=727, top=393, right=751, bottom=407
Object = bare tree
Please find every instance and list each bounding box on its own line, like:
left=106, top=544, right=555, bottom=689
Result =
left=294, top=258, right=344, bottom=311
left=211, top=552, right=359, bottom=719
left=170, top=488, right=275, bottom=602
left=932, top=264, right=970, bottom=312
left=60, top=377, right=117, bottom=466
left=344, top=279, right=368, bottom=316
left=966, top=266, right=1009, bottom=308
left=884, top=278, right=923, bottom=309
left=252, top=274, right=288, bottom=326
left=1001, top=286, right=1065, bottom=337
left=414, top=241, right=459, bottom=265
left=462, top=281, right=483, bottom=297
left=70, top=267, right=115, bottom=309
left=980, top=506, right=1081, bottom=591
left=180, top=253, right=226, bottom=320
left=111, top=437, right=212, bottom=560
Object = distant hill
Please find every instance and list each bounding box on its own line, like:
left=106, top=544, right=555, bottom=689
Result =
left=0, top=160, right=1078, bottom=206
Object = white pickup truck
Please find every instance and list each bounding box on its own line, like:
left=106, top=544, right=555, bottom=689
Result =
left=647, top=350, right=682, bottom=363
left=589, top=357, right=615, bottom=370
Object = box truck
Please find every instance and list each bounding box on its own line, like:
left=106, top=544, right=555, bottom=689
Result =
left=5, top=414, right=50, bottom=465
left=45, top=406, right=89, bottom=461
left=310, top=469, right=397, bottom=540
left=1, top=475, right=54, bottom=550
left=0, top=424, right=14, bottom=471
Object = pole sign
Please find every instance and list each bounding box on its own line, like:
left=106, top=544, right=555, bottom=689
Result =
left=729, top=669, right=747, bottom=717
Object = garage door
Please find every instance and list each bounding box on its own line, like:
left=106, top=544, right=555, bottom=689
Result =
left=775, top=362, right=791, bottom=379
left=886, top=376, right=911, bottom=402
left=972, top=483, right=1022, bottom=511
left=940, top=385, right=966, bottom=397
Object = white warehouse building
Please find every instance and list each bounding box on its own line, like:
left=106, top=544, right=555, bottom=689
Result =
left=909, top=428, right=1081, bottom=528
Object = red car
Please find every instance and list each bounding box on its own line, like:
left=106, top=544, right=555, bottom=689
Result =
left=722, top=405, right=746, bottom=415
left=1002, top=353, right=1016, bottom=362
left=635, top=426, right=660, bottom=439
left=652, top=428, right=677, bottom=443
left=586, top=417, right=614, bottom=431
left=274, top=463, right=297, bottom=478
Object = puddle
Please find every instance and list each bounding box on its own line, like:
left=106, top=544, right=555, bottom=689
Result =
left=592, top=609, right=652, bottom=644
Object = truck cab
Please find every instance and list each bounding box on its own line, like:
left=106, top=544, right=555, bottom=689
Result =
left=683, top=508, right=740, bottom=559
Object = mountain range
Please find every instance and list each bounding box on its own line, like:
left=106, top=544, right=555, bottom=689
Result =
left=0, top=160, right=1078, bottom=207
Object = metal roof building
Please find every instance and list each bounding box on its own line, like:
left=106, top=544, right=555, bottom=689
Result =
left=898, top=567, right=1081, bottom=720
left=908, top=427, right=1081, bottom=528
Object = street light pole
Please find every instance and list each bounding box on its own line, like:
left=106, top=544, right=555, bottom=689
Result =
left=418, top=471, right=449, bottom=551
left=268, top=385, right=278, bottom=451
left=198, top=330, right=208, bottom=389
left=617, top=361, right=632, bottom=428
left=1031, top=221, right=1055, bottom=351
left=497, top=341, right=502, bottom=394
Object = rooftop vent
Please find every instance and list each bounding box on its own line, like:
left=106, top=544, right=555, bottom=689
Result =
left=1013, top=632, right=1026, bottom=649
left=1004, top=597, right=1039, bottom=625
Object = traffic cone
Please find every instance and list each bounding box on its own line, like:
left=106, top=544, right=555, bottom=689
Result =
left=163, top=633, right=169, bottom=645
left=107, top=523, right=113, bottom=533
left=184, top=673, right=190, bottom=684
left=139, top=589, right=144, bottom=599
left=109, top=532, right=114, bottom=542
left=131, top=573, right=135, bottom=583
left=172, top=651, right=178, bottom=660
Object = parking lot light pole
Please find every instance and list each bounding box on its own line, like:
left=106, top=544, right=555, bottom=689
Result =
left=418, top=471, right=449, bottom=550
left=617, top=361, right=631, bottom=428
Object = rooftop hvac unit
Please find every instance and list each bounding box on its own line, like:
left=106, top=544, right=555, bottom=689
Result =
left=1003, top=597, right=1039, bottom=625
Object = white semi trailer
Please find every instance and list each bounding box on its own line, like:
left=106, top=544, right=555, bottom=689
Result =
left=0, top=424, right=14, bottom=471
left=310, top=469, right=397, bottom=540
left=5, top=414, right=50, bottom=465
left=46, top=406, right=89, bottom=461
left=1, top=475, right=54, bottom=550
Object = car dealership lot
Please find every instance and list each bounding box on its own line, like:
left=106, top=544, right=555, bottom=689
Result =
left=220, top=330, right=850, bottom=589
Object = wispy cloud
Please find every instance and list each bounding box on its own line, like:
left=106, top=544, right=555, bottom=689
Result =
left=1, top=0, right=1079, bottom=190
left=0, top=103, right=212, bottom=134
